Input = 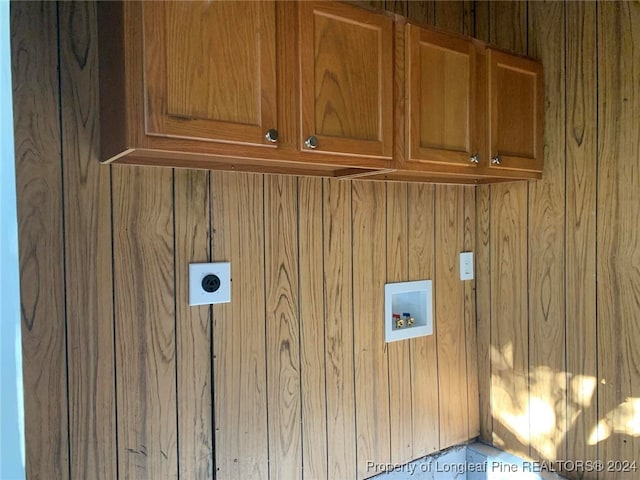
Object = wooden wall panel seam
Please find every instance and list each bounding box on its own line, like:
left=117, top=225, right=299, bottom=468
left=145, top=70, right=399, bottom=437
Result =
left=109, top=167, right=120, bottom=480
left=60, top=1, right=120, bottom=477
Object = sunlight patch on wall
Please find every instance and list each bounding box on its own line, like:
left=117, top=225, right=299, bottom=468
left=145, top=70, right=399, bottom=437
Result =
left=491, top=343, right=600, bottom=461
left=588, top=397, right=640, bottom=445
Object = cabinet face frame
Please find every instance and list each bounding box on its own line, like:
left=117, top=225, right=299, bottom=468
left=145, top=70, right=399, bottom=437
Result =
left=298, top=2, right=393, bottom=159
left=406, top=25, right=479, bottom=169
left=487, top=48, right=544, bottom=173
left=142, top=1, right=278, bottom=147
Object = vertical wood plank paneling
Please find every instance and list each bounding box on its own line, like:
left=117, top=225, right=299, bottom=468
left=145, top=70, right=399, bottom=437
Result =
left=462, top=1, right=474, bottom=37
left=323, top=178, right=356, bottom=480
left=212, top=172, right=268, bottom=480
left=527, top=0, right=567, bottom=463
left=488, top=0, right=530, bottom=458
left=435, top=1, right=464, bottom=33
left=597, top=1, right=640, bottom=471
left=474, top=1, right=489, bottom=43
left=12, top=2, right=69, bottom=478
left=474, top=0, right=492, bottom=445
left=475, top=185, right=492, bottom=442
left=489, top=1, right=528, bottom=56
left=386, top=182, right=413, bottom=464
left=384, top=1, right=407, bottom=17
left=298, top=177, right=328, bottom=480
left=174, top=169, right=212, bottom=478
left=433, top=0, right=471, bottom=453
left=265, top=175, right=302, bottom=479
left=407, top=184, right=439, bottom=455
left=59, top=2, right=117, bottom=478
left=490, top=184, right=529, bottom=454
left=352, top=180, right=389, bottom=479
left=463, top=187, right=480, bottom=439
left=565, top=1, right=598, bottom=467
left=435, top=186, right=468, bottom=449
left=112, top=165, right=177, bottom=478
left=407, top=2, right=434, bottom=26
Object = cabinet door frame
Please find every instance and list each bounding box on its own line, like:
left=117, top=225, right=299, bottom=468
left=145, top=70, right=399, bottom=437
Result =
left=487, top=48, right=544, bottom=173
left=142, top=1, right=278, bottom=147
left=407, top=25, right=478, bottom=168
left=299, top=2, right=393, bottom=159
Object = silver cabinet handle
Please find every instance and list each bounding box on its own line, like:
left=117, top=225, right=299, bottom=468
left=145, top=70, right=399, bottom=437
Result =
left=304, top=136, right=318, bottom=149
left=470, top=153, right=480, bottom=164
left=491, top=155, right=501, bottom=165
left=265, top=129, right=279, bottom=143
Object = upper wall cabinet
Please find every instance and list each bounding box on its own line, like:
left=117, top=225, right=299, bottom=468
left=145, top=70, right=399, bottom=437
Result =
left=98, top=1, right=543, bottom=183
left=487, top=49, right=544, bottom=175
left=97, top=1, right=392, bottom=178
left=372, top=20, right=544, bottom=184
left=298, top=2, right=393, bottom=159
left=406, top=26, right=478, bottom=169
left=143, top=1, right=277, bottom=147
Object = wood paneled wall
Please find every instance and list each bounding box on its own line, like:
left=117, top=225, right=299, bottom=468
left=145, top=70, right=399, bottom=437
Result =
left=475, top=1, right=640, bottom=477
left=12, top=2, right=478, bottom=479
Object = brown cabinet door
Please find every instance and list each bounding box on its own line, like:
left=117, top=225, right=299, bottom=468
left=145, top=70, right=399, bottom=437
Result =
left=407, top=25, right=478, bottom=168
left=142, top=1, right=277, bottom=147
left=299, top=2, right=393, bottom=158
left=488, top=49, right=544, bottom=173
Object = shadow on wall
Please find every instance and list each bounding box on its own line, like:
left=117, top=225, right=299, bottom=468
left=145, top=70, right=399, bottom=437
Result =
left=490, top=343, right=639, bottom=461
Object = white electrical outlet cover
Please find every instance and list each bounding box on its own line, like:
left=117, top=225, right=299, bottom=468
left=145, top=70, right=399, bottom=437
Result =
left=459, top=252, right=474, bottom=281
left=189, top=262, right=231, bottom=306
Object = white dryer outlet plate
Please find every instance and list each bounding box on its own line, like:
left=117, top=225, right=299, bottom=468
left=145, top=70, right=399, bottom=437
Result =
left=189, top=262, right=231, bottom=306
left=459, top=252, right=474, bottom=281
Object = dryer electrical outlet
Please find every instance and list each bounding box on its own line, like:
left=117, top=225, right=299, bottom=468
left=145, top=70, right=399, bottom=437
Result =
left=189, top=262, right=231, bottom=305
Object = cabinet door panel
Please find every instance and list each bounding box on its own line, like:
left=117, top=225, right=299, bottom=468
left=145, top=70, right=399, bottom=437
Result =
left=408, top=26, right=477, bottom=167
left=143, top=1, right=277, bottom=146
left=300, top=2, right=393, bottom=158
left=488, top=49, right=544, bottom=172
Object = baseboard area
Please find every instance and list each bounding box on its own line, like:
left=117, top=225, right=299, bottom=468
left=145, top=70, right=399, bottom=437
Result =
left=369, top=442, right=567, bottom=479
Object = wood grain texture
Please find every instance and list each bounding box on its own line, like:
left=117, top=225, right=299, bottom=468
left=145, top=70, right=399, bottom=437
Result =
left=487, top=0, right=530, bottom=458
left=59, top=2, right=117, bottom=478
left=407, top=2, right=434, bottom=26
left=597, top=1, right=640, bottom=472
left=435, top=1, right=464, bottom=34
left=174, top=169, right=212, bottom=479
left=474, top=2, right=492, bottom=444
left=352, top=181, right=390, bottom=479
left=474, top=1, right=489, bottom=43
left=323, top=178, right=356, bottom=480
left=407, top=184, right=439, bottom=456
left=488, top=50, right=544, bottom=174
left=475, top=185, right=492, bottom=443
left=489, top=1, right=527, bottom=56
left=299, top=2, right=393, bottom=158
left=112, top=165, right=177, bottom=478
left=490, top=183, right=529, bottom=455
left=212, top=172, right=268, bottom=480
left=433, top=0, right=473, bottom=448
left=12, top=3, right=69, bottom=479
left=386, top=182, right=413, bottom=464
left=527, top=0, right=566, bottom=463
left=407, top=27, right=477, bottom=167
left=435, top=186, right=468, bottom=449
left=463, top=187, right=480, bottom=439
left=385, top=0, right=406, bottom=16
left=565, top=1, right=598, bottom=467
left=265, top=175, right=302, bottom=479
left=298, top=177, right=328, bottom=480
left=144, top=1, right=277, bottom=146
